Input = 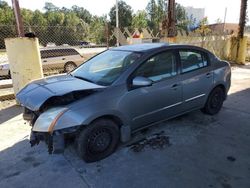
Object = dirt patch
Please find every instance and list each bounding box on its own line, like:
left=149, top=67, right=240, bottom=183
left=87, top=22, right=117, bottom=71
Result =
left=129, top=131, right=171, bottom=152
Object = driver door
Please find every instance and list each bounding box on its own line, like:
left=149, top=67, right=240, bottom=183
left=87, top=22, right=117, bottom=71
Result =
left=120, top=50, right=183, bottom=130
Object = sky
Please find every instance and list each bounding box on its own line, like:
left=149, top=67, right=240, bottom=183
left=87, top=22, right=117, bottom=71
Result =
left=4, top=0, right=250, bottom=24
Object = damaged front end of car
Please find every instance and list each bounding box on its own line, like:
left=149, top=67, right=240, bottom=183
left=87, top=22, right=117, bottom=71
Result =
left=23, top=106, right=83, bottom=154
left=17, top=74, right=105, bottom=154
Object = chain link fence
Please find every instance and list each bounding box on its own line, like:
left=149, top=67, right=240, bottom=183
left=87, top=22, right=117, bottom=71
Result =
left=0, top=25, right=107, bottom=79
left=0, top=25, right=249, bottom=80
left=0, top=25, right=249, bottom=101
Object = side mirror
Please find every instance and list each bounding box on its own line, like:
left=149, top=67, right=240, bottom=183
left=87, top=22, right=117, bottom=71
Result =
left=132, top=76, right=153, bottom=88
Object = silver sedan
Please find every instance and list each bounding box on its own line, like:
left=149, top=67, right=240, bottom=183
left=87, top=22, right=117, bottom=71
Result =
left=17, top=43, right=231, bottom=162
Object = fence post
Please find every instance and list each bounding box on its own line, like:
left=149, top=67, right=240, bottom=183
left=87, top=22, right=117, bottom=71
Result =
left=229, top=36, right=248, bottom=64
left=12, top=0, right=24, bottom=37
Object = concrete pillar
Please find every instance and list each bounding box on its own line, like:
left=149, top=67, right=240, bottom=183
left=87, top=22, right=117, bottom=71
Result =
left=230, top=36, right=248, bottom=64
left=5, top=37, right=43, bottom=95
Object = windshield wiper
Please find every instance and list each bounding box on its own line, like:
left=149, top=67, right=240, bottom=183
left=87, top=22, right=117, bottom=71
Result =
left=70, top=74, right=94, bottom=83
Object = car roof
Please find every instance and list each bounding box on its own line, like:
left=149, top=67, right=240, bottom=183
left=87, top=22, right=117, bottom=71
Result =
left=111, top=43, right=212, bottom=54
left=111, top=43, right=170, bottom=52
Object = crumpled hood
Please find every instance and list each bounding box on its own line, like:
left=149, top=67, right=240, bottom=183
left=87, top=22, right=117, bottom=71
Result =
left=16, top=74, right=105, bottom=111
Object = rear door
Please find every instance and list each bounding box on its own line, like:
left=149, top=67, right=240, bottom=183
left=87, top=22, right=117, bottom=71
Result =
left=178, top=49, right=213, bottom=111
left=41, top=49, right=65, bottom=70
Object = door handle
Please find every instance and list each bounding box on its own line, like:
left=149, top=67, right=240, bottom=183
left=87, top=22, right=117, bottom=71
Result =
left=62, top=58, right=66, bottom=60
left=43, top=60, right=47, bottom=63
left=206, top=72, right=212, bottom=78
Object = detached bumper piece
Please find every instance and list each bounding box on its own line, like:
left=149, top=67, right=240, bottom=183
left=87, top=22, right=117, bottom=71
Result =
left=30, top=131, right=65, bottom=154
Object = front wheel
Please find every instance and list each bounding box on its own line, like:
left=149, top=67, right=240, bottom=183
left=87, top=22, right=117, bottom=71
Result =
left=201, top=87, right=225, bottom=115
left=76, top=119, right=120, bottom=163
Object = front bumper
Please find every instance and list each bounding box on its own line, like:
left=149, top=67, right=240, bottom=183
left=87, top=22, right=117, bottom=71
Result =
left=29, top=126, right=80, bottom=154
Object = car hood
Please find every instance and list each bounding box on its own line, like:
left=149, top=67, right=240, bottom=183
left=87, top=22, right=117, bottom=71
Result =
left=16, top=74, right=105, bottom=111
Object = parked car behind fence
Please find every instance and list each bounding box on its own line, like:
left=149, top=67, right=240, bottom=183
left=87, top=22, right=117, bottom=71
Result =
left=0, top=47, right=85, bottom=78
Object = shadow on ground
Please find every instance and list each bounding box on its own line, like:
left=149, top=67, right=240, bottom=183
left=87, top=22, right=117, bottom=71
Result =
left=0, top=86, right=250, bottom=188
left=0, top=105, right=22, bottom=125
left=0, top=140, right=87, bottom=188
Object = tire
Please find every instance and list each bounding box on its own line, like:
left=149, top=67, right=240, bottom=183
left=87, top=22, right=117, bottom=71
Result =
left=64, top=62, right=77, bottom=73
left=201, top=87, right=225, bottom=115
left=7, top=71, right=11, bottom=79
left=76, top=119, right=120, bottom=163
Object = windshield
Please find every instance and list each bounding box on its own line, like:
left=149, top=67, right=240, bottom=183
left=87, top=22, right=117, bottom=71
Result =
left=71, top=50, right=141, bottom=86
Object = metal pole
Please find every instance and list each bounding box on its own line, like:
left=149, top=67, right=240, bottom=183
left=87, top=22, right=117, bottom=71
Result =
left=116, top=0, right=119, bottom=46
left=167, top=0, right=176, bottom=37
left=238, top=0, right=248, bottom=38
left=106, top=22, right=109, bottom=49
left=223, top=7, right=227, bottom=32
left=12, top=0, right=24, bottom=37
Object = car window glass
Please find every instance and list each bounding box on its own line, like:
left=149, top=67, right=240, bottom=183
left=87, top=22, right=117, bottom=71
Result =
left=135, top=51, right=177, bottom=82
left=62, top=49, right=79, bottom=56
left=72, top=50, right=141, bottom=86
left=40, top=50, right=48, bottom=59
left=179, top=50, right=208, bottom=73
left=40, top=48, right=79, bottom=59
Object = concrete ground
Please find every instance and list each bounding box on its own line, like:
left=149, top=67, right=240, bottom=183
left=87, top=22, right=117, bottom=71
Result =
left=0, top=65, right=250, bottom=188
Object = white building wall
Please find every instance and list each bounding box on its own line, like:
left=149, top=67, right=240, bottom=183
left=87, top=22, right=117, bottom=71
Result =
left=184, top=6, right=205, bottom=24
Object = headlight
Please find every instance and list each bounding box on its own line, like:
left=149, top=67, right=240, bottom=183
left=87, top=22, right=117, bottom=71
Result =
left=33, top=107, right=68, bottom=133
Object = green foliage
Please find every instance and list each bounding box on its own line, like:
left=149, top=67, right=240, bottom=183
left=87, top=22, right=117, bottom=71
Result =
left=44, top=2, right=59, bottom=12
left=89, top=16, right=107, bottom=44
left=175, top=3, right=189, bottom=30
left=109, top=0, right=133, bottom=28
left=0, top=0, right=196, bottom=48
left=195, top=17, right=211, bottom=36
left=132, top=11, right=148, bottom=29
left=71, top=5, right=92, bottom=24
left=146, top=0, right=158, bottom=31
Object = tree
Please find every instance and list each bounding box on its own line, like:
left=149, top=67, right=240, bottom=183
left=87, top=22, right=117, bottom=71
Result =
left=146, top=0, right=158, bottom=31
left=0, top=1, right=9, bottom=9
left=132, top=10, right=148, bottom=29
left=89, top=16, right=107, bottom=44
left=109, top=0, right=133, bottom=28
left=72, top=5, right=92, bottom=24
left=157, top=0, right=165, bottom=24
left=0, top=1, right=15, bottom=48
left=195, top=17, right=211, bottom=36
left=238, top=0, right=248, bottom=38
left=44, top=2, right=59, bottom=12
left=31, top=10, right=47, bottom=26
left=175, top=3, right=189, bottom=30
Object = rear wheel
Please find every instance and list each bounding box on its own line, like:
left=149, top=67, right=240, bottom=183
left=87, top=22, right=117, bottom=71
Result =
left=76, top=119, right=120, bottom=163
left=64, top=62, right=77, bottom=73
left=201, top=87, right=225, bottom=115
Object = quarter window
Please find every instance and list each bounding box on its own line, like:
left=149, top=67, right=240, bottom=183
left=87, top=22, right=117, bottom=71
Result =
left=179, top=50, right=208, bottom=73
left=135, top=51, right=177, bottom=82
left=40, top=48, right=79, bottom=59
